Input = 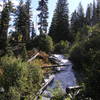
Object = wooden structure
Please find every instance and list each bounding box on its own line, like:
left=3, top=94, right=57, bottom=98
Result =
left=41, top=64, right=68, bottom=69
left=35, top=75, right=55, bottom=100
left=27, top=53, right=39, bottom=62
left=66, top=85, right=83, bottom=100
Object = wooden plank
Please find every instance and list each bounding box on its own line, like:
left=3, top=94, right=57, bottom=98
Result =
left=27, top=53, right=39, bottom=62
left=39, top=75, right=54, bottom=95
left=35, top=75, right=55, bottom=100
left=68, top=86, right=83, bottom=90
left=42, top=64, right=67, bottom=69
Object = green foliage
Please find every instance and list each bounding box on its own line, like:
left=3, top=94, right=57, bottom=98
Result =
left=75, top=25, right=90, bottom=42
left=37, top=0, right=48, bottom=34
left=54, top=40, right=69, bottom=54
left=31, top=22, right=36, bottom=39
left=15, top=0, right=31, bottom=41
left=70, top=3, right=86, bottom=42
left=34, top=34, right=54, bottom=53
left=5, top=43, right=14, bottom=57
left=51, top=82, right=65, bottom=100
left=21, top=45, right=28, bottom=61
left=86, top=4, right=92, bottom=25
left=0, top=39, right=7, bottom=50
left=8, top=87, right=20, bottom=100
left=0, top=1, right=12, bottom=41
left=69, top=42, right=85, bottom=71
left=0, top=1, right=12, bottom=52
left=69, top=24, right=100, bottom=99
left=0, top=56, right=29, bottom=91
left=0, top=56, right=43, bottom=99
left=49, top=0, right=70, bottom=42
left=65, top=98, right=71, bottom=100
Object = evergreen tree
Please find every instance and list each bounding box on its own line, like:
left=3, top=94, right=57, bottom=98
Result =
left=77, top=3, right=86, bottom=27
left=96, top=1, right=100, bottom=23
left=49, top=0, right=69, bottom=43
left=15, top=0, right=31, bottom=42
left=31, top=22, right=36, bottom=39
left=21, top=45, right=28, bottom=61
left=86, top=4, right=92, bottom=25
left=0, top=0, right=12, bottom=49
left=70, top=10, right=79, bottom=40
left=5, top=43, right=14, bottom=56
left=25, top=0, right=32, bottom=38
left=92, top=0, right=96, bottom=25
left=70, top=3, right=86, bottom=42
left=37, top=0, right=48, bottom=35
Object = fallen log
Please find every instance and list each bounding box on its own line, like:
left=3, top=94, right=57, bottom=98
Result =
left=35, top=75, right=55, bottom=100
left=41, top=64, right=68, bottom=69
left=27, top=53, right=39, bottom=62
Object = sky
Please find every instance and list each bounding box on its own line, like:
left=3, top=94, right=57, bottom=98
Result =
left=31, top=0, right=94, bottom=33
left=0, top=0, right=95, bottom=33
left=32, top=0, right=94, bottom=22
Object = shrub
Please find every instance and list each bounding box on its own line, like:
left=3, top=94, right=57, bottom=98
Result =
left=8, top=87, right=20, bottom=100
left=33, top=34, right=54, bottom=53
left=69, top=28, right=100, bottom=99
left=51, top=82, right=65, bottom=100
left=5, top=43, right=14, bottom=57
left=54, top=40, right=69, bottom=54
left=0, top=56, right=43, bottom=99
left=69, top=42, right=86, bottom=71
left=21, top=45, right=28, bottom=61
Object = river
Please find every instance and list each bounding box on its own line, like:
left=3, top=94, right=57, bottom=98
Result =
left=42, top=54, right=77, bottom=100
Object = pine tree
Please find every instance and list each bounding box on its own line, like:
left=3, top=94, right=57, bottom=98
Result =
left=70, top=10, right=79, bottom=39
left=25, top=0, right=32, bottom=39
left=86, top=4, right=92, bottom=25
left=37, top=0, right=48, bottom=35
left=92, top=0, right=96, bottom=25
left=49, top=0, right=69, bottom=43
left=14, top=0, right=24, bottom=42
left=0, top=0, right=12, bottom=49
left=15, top=0, right=31, bottom=42
left=70, top=3, right=86, bottom=42
left=31, top=22, right=36, bottom=39
left=77, top=3, right=86, bottom=27
left=21, top=45, right=28, bottom=61
left=96, top=1, right=100, bottom=23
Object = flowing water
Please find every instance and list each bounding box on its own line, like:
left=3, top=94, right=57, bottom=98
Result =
left=42, top=54, right=77, bottom=99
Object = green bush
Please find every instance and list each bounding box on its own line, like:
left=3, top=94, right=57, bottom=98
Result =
left=0, top=56, right=29, bottom=91
left=69, top=25, right=100, bottom=99
left=69, top=42, right=87, bottom=71
left=0, top=56, right=43, bottom=99
left=8, top=87, right=20, bottom=100
left=33, top=34, right=54, bottom=53
left=51, top=82, right=65, bottom=100
left=21, top=45, right=28, bottom=61
left=54, top=40, right=69, bottom=54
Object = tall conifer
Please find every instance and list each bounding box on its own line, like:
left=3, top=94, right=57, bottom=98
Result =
left=15, top=0, right=32, bottom=42
left=31, top=22, right=36, bottom=39
left=0, top=0, right=12, bottom=49
left=49, top=0, right=69, bottom=42
left=96, top=1, right=100, bottom=23
left=37, top=0, right=48, bottom=35
left=0, top=0, right=12, bottom=40
left=86, top=4, right=92, bottom=25
left=92, top=0, right=96, bottom=25
left=70, top=10, right=79, bottom=40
